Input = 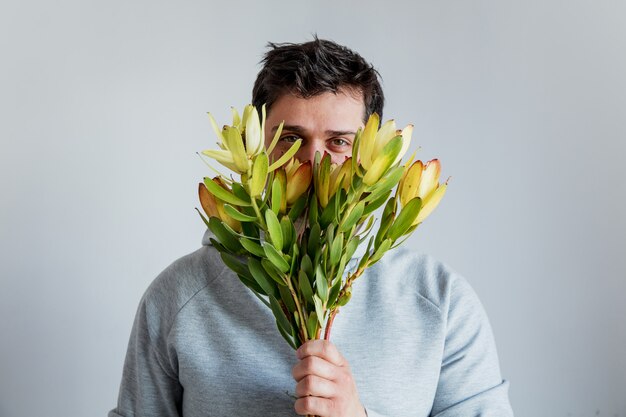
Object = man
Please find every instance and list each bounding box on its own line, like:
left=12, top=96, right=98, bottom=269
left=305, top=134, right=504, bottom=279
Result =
left=109, top=39, right=513, bottom=417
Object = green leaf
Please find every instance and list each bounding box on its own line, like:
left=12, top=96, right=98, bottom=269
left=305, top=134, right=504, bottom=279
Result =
left=268, top=139, right=302, bottom=171
left=306, top=312, right=319, bottom=341
left=298, top=269, right=314, bottom=305
left=262, top=242, right=290, bottom=273
left=203, top=177, right=251, bottom=206
left=240, top=217, right=260, bottom=240
left=269, top=296, right=293, bottom=338
left=307, top=223, right=321, bottom=260
left=195, top=207, right=210, bottom=228
left=344, top=237, right=360, bottom=261
left=208, top=217, right=242, bottom=253
left=287, top=194, right=308, bottom=221
left=276, top=319, right=297, bottom=350
left=358, top=236, right=374, bottom=271
left=271, top=176, right=283, bottom=215
left=339, top=201, right=365, bottom=233
left=328, top=278, right=343, bottom=307
left=386, top=197, right=423, bottom=241
left=247, top=257, right=278, bottom=297
left=261, top=258, right=287, bottom=286
left=278, top=284, right=296, bottom=313
left=362, top=190, right=392, bottom=216
left=375, top=198, right=397, bottom=248
left=382, top=194, right=397, bottom=218
left=330, top=232, right=343, bottom=266
left=363, top=166, right=404, bottom=203
left=319, top=190, right=339, bottom=229
left=357, top=215, right=376, bottom=239
left=337, top=288, right=352, bottom=307
left=280, top=216, right=295, bottom=253
left=219, top=252, right=252, bottom=279
left=315, top=265, right=328, bottom=303
left=308, top=193, right=318, bottom=225
left=369, top=238, right=392, bottom=264
left=208, top=237, right=227, bottom=253
left=231, top=182, right=251, bottom=204
left=325, top=223, right=335, bottom=251
left=240, top=237, right=265, bottom=257
left=289, top=242, right=299, bottom=277
left=301, top=254, right=314, bottom=280
left=332, top=246, right=348, bottom=286
left=313, top=295, right=325, bottom=326
left=265, top=209, right=283, bottom=250
left=223, top=204, right=258, bottom=222
left=250, top=153, right=269, bottom=197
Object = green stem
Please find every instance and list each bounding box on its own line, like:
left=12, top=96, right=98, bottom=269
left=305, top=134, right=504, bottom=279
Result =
left=284, top=273, right=309, bottom=342
left=324, top=308, right=338, bottom=340
left=250, top=196, right=267, bottom=229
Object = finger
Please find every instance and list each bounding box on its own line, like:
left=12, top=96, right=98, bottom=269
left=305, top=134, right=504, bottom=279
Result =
left=294, top=395, right=333, bottom=416
left=292, top=355, right=337, bottom=382
left=295, top=374, right=335, bottom=398
left=296, top=340, right=346, bottom=367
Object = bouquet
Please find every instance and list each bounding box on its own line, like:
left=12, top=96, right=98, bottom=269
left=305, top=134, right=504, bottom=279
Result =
left=197, top=105, right=447, bottom=348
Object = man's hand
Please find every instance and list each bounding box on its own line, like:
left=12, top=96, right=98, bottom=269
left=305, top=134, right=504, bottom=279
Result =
left=292, top=340, right=367, bottom=417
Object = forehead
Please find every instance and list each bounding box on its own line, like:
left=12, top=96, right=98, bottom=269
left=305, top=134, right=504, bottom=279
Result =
left=266, top=89, right=366, bottom=131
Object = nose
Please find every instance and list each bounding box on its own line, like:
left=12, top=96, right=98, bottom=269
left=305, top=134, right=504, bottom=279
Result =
left=295, top=141, right=326, bottom=164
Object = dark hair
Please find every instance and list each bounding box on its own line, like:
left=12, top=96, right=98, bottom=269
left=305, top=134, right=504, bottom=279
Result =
left=252, top=38, right=385, bottom=121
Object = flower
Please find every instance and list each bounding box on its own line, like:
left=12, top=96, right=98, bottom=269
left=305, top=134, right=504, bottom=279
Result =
left=198, top=178, right=242, bottom=232
left=202, top=105, right=264, bottom=174
left=358, top=113, right=413, bottom=186
left=284, top=159, right=313, bottom=206
left=197, top=103, right=448, bottom=352
left=398, top=159, right=448, bottom=225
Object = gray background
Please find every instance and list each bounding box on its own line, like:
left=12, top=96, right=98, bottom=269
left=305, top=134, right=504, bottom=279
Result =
left=1, top=0, right=625, bottom=416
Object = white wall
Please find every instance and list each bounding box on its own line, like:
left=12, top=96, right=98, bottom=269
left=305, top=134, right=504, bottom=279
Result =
left=1, top=1, right=624, bottom=416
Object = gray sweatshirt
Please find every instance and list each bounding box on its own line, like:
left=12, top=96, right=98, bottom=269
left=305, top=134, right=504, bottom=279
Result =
left=109, top=230, right=513, bottom=416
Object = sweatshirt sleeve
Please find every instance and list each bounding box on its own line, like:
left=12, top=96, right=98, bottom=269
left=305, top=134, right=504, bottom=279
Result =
left=108, top=294, right=183, bottom=417
left=429, top=275, right=514, bottom=417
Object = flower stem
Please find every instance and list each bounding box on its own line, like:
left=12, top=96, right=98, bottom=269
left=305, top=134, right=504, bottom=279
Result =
left=285, top=274, right=309, bottom=342
left=250, top=197, right=266, bottom=229
left=324, top=309, right=338, bottom=340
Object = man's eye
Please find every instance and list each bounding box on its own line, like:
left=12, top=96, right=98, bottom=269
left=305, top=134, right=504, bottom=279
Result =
left=280, top=135, right=300, bottom=144
left=329, top=138, right=351, bottom=148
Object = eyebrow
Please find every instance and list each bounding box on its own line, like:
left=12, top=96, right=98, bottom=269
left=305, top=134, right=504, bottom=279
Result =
left=271, top=124, right=357, bottom=137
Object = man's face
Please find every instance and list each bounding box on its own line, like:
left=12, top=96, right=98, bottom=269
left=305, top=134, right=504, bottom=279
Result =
left=264, top=88, right=366, bottom=165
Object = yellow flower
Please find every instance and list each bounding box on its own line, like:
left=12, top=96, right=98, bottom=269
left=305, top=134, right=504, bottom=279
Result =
left=358, top=114, right=413, bottom=186
left=313, top=155, right=353, bottom=208
left=398, top=159, right=447, bottom=225
left=284, top=159, right=313, bottom=206
left=198, top=178, right=242, bottom=232
left=202, top=105, right=265, bottom=174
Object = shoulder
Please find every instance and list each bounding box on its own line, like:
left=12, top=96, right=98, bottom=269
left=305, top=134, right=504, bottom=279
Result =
left=365, top=246, right=477, bottom=315
left=135, top=234, right=227, bottom=344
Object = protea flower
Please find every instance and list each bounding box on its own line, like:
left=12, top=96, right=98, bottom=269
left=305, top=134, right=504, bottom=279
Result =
left=197, top=103, right=448, bottom=353
left=314, top=153, right=352, bottom=208
left=358, top=113, right=413, bottom=186
left=284, top=159, right=313, bottom=206
left=398, top=159, right=448, bottom=225
left=198, top=178, right=242, bottom=232
left=202, top=105, right=265, bottom=174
